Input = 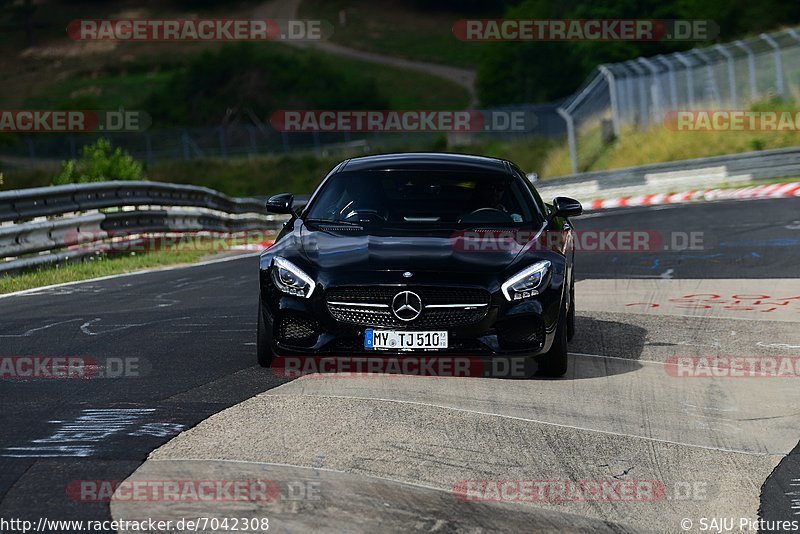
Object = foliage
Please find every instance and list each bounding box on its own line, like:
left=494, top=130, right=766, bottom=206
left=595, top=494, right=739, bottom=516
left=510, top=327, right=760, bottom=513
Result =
left=52, top=138, right=144, bottom=185
left=146, top=43, right=390, bottom=127
left=477, top=0, right=800, bottom=105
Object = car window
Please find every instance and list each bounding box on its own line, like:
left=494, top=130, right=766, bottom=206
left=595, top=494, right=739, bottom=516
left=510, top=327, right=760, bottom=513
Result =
left=305, top=170, right=539, bottom=225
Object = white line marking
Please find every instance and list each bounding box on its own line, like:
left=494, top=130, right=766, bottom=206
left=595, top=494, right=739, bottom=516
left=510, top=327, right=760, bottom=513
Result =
left=0, top=253, right=259, bottom=300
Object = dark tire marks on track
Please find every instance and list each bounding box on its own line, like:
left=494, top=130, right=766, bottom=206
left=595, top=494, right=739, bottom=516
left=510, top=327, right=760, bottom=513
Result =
left=0, top=256, right=288, bottom=530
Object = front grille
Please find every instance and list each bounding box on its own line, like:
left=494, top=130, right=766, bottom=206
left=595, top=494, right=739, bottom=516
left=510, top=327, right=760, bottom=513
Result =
left=326, top=286, right=490, bottom=328
left=277, top=315, right=318, bottom=346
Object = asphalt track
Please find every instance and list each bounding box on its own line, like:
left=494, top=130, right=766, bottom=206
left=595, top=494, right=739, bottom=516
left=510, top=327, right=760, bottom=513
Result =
left=1, top=197, right=799, bottom=533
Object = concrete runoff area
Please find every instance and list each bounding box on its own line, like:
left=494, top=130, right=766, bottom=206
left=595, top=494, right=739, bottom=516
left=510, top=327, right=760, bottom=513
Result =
left=113, top=273, right=800, bottom=532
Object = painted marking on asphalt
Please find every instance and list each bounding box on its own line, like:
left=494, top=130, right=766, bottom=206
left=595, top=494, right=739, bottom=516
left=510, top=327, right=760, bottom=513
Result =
left=0, top=253, right=259, bottom=300
left=0, top=318, right=84, bottom=337
left=2, top=408, right=185, bottom=458
left=79, top=316, right=191, bottom=336
left=577, top=279, right=800, bottom=322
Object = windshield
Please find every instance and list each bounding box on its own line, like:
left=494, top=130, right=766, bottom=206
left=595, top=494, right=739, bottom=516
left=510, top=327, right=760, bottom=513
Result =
left=305, top=170, right=539, bottom=225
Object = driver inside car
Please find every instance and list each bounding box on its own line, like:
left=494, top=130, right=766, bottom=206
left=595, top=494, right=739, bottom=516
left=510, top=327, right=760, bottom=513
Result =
left=474, top=181, right=508, bottom=212
left=339, top=179, right=388, bottom=221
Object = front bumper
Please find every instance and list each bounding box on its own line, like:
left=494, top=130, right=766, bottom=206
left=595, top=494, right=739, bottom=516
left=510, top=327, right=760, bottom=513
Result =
left=259, top=275, right=564, bottom=359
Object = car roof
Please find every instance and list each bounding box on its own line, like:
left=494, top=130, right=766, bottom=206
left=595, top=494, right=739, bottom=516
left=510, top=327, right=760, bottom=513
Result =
left=339, top=152, right=512, bottom=174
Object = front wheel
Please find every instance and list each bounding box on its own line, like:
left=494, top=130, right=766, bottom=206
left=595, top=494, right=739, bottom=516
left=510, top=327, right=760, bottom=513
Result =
left=257, top=298, right=276, bottom=368
left=535, top=302, right=569, bottom=377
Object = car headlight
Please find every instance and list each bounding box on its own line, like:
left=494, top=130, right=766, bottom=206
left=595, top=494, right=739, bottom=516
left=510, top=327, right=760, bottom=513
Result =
left=271, top=257, right=316, bottom=298
left=501, top=260, right=551, bottom=301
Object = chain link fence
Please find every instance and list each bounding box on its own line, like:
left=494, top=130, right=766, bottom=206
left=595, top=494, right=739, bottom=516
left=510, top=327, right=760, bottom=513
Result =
left=561, top=27, right=800, bottom=173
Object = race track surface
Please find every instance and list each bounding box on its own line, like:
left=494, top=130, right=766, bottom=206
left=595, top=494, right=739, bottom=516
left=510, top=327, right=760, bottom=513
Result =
left=1, top=198, right=799, bottom=533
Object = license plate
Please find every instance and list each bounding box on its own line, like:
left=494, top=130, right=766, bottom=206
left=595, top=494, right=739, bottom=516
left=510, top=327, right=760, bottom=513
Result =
left=365, top=329, right=448, bottom=350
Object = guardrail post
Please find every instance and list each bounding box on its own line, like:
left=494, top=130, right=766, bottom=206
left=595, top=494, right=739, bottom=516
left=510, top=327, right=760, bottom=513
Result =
left=760, top=33, right=785, bottom=97
left=673, top=52, right=695, bottom=108
left=556, top=107, right=578, bottom=175
left=714, top=44, right=737, bottom=107
left=598, top=65, right=620, bottom=137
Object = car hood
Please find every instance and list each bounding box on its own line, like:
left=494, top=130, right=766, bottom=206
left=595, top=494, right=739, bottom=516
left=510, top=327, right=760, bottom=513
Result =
left=298, top=222, right=534, bottom=273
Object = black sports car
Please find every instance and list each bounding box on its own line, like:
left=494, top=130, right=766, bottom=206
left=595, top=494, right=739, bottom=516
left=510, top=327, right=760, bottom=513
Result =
left=258, top=153, right=582, bottom=377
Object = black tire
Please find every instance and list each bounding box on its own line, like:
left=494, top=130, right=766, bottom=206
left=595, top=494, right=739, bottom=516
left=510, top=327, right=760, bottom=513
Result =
left=257, top=298, right=276, bottom=368
left=535, top=301, right=569, bottom=378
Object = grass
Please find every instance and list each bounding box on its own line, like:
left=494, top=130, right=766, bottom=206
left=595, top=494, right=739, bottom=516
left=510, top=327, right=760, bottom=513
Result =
left=0, top=233, right=272, bottom=295
left=541, top=106, right=800, bottom=179
left=298, top=0, right=491, bottom=69
left=323, top=52, right=469, bottom=109
left=0, top=249, right=216, bottom=295
left=450, top=136, right=558, bottom=175
left=23, top=71, right=174, bottom=111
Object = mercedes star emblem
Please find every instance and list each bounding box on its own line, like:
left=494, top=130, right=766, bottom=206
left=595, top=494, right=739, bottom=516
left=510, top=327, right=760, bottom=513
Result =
left=391, top=291, right=422, bottom=322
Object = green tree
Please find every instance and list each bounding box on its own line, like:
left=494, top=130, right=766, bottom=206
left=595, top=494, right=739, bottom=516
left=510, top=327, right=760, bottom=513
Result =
left=53, top=138, right=144, bottom=185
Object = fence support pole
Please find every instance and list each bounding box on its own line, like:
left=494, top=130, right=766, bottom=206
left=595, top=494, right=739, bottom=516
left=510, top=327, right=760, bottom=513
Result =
left=638, top=57, right=662, bottom=121
left=655, top=56, right=678, bottom=109
left=714, top=44, right=737, bottom=107
left=760, top=33, right=784, bottom=97
left=674, top=53, right=695, bottom=108
left=691, top=48, right=719, bottom=104
left=625, top=60, right=649, bottom=128
left=556, top=107, right=578, bottom=175
left=733, top=40, right=757, bottom=101
left=598, top=65, right=620, bottom=137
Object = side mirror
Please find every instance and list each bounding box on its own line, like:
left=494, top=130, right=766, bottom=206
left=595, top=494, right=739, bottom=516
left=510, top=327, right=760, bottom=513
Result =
left=266, top=193, right=294, bottom=214
left=551, top=196, right=583, bottom=219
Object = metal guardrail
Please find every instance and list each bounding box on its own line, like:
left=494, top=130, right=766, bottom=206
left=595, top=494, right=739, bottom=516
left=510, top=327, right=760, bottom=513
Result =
left=0, top=181, right=284, bottom=275
left=534, top=146, right=800, bottom=202
left=0, top=181, right=267, bottom=222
